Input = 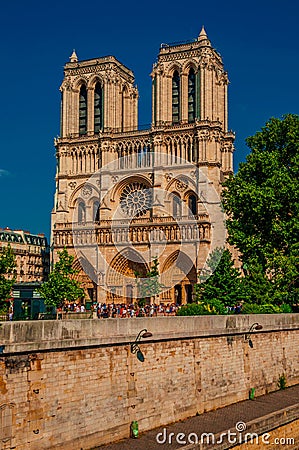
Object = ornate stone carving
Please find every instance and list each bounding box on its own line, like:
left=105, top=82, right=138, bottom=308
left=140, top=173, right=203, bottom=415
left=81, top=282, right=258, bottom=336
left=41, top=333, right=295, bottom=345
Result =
left=212, top=130, right=221, bottom=142
left=69, top=182, right=77, bottom=190
left=198, top=129, right=210, bottom=141
left=175, top=179, right=189, bottom=192
left=164, top=173, right=173, bottom=182
left=82, top=186, right=92, bottom=198
left=120, top=182, right=152, bottom=218
left=222, top=142, right=233, bottom=152
left=216, top=71, right=229, bottom=85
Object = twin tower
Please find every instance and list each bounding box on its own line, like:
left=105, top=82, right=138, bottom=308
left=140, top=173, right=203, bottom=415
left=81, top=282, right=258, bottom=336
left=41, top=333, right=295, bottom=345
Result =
left=51, top=27, right=234, bottom=305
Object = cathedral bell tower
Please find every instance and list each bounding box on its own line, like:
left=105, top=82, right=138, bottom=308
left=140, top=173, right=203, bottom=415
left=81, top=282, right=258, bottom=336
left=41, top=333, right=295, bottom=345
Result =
left=60, top=51, right=138, bottom=138
left=152, top=27, right=228, bottom=127
left=151, top=26, right=234, bottom=186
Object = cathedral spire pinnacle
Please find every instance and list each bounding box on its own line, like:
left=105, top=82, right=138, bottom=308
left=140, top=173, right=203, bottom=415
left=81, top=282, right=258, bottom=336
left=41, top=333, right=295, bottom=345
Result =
left=198, top=26, right=210, bottom=45
left=69, top=49, right=78, bottom=63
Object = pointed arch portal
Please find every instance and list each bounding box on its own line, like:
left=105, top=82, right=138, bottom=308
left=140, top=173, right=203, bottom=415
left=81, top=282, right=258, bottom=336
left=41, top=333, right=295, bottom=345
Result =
left=73, top=256, right=96, bottom=301
left=161, top=251, right=197, bottom=304
left=106, top=249, right=149, bottom=304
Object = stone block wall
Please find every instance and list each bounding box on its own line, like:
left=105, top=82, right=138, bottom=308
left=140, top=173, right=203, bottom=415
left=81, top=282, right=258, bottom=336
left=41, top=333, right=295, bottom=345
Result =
left=0, top=315, right=298, bottom=449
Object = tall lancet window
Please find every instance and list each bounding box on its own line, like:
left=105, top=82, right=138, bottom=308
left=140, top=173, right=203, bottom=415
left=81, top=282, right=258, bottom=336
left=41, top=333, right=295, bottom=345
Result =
left=79, top=85, right=87, bottom=135
left=173, top=194, right=182, bottom=218
left=188, top=68, right=196, bottom=123
left=94, top=82, right=103, bottom=133
left=172, top=71, right=180, bottom=124
left=188, top=194, right=197, bottom=216
left=93, top=200, right=100, bottom=222
left=78, top=201, right=86, bottom=224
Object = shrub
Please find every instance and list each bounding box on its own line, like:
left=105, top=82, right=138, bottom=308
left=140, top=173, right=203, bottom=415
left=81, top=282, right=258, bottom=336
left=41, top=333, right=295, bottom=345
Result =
left=241, top=302, right=292, bottom=314
left=241, top=303, right=262, bottom=314
left=279, top=303, right=292, bottom=313
left=177, top=299, right=226, bottom=316
left=278, top=374, right=287, bottom=390
left=259, top=304, right=281, bottom=314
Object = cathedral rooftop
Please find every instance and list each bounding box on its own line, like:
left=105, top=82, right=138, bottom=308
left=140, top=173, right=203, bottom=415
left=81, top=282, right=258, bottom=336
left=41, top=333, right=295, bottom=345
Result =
left=64, top=54, right=134, bottom=78
left=159, top=26, right=211, bottom=51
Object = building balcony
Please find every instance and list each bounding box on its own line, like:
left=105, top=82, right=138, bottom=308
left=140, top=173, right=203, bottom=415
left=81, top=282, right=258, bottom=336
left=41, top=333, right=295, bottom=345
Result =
left=54, top=215, right=211, bottom=247
left=54, top=214, right=210, bottom=230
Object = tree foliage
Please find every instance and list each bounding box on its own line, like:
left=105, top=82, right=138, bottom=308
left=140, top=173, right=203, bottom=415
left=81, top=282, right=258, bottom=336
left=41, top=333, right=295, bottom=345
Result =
left=177, top=298, right=227, bottom=316
left=222, top=114, right=299, bottom=304
left=135, top=257, right=164, bottom=304
left=196, top=248, right=242, bottom=307
left=0, top=245, right=16, bottom=309
left=38, top=248, right=84, bottom=308
left=176, top=248, right=242, bottom=316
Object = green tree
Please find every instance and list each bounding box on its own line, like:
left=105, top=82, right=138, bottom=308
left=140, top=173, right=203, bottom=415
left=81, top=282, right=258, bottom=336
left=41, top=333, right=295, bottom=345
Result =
left=135, top=257, right=164, bottom=304
left=196, top=248, right=242, bottom=308
left=38, top=248, right=84, bottom=308
left=239, top=257, right=276, bottom=304
left=222, top=114, right=299, bottom=303
left=0, top=245, right=16, bottom=310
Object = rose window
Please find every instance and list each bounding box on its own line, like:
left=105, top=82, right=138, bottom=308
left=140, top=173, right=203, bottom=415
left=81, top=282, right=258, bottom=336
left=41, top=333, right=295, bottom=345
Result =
left=120, top=182, right=152, bottom=217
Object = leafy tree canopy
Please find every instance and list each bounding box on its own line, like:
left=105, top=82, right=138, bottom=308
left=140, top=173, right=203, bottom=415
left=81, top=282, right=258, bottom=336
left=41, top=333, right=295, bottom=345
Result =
left=0, top=245, right=16, bottom=309
left=222, top=114, right=299, bottom=303
left=196, top=248, right=242, bottom=308
left=38, top=248, right=84, bottom=308
left=135, top=256, right=164, bottom=304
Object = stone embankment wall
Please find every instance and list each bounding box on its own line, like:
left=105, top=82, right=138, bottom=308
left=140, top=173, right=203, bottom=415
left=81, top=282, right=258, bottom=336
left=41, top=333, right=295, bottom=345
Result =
left=0, top=314, right=299, bottom=449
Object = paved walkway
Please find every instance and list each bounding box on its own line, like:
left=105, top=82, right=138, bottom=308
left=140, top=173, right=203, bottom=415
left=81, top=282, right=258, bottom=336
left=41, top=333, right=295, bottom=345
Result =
left=96, top=384, right=299, bottom=449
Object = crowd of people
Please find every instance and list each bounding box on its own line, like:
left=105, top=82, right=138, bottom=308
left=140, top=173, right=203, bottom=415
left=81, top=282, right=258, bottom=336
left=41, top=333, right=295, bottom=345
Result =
left=95, top=302, right=179, bottom=318
left=61, top=301, right=244, bottom=318
left=62, top=302, right=179, bottom=318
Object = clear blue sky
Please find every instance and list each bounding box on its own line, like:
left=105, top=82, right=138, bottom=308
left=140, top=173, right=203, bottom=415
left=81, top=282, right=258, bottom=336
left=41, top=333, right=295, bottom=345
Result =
left=0, top=0, right=298, bottom=238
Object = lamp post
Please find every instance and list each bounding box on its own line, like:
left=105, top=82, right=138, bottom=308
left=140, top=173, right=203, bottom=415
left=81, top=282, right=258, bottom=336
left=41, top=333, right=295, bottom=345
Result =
left=130, top=329, right=153, bottom=362
left=245, top=322, right=263, bottom=348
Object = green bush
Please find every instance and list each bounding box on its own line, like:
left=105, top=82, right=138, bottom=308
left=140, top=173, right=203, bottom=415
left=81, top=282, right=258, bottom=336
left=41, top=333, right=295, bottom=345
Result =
left=241, top=302, right=293, bottom=314
left=177, top=299, right=226, bottom=316
left=0, top=305, right=9, bottom=315
left=279, top=303, right=292, bottom=313
left=259, top=304, right=281, bottom=314
left=177, top=303, right=206, bottom=316
left=278, top=374, right=287, bottom=390
left=241, top=303, right=262, bottom=314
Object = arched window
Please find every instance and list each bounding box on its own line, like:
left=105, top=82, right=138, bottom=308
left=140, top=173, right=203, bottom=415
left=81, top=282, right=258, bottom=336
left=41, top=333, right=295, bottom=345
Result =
left=94, top=82, right=102, bottom=133
left=122, top=86, right=129, bottom=132
left=60, top=91, right=64, bottom=136
left=172, top=71, right=180, bottom=124
left=188, top=69, right=196, bottom=123
left=173, top=194, right=182, bottom=218
left=78, top=201, right=86, bottom=224
left=79, top=85, right=87, bottom=135
left=153, top=75, right=157, bottom=125
left=93, top=200, right=100, bottom=222
left=188, top=194, right=197, bottom=216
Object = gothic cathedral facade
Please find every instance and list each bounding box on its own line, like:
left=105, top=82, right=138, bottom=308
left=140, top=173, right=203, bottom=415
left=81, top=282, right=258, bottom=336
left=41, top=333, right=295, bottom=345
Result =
left=51, top=27, right=234, bottom=305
